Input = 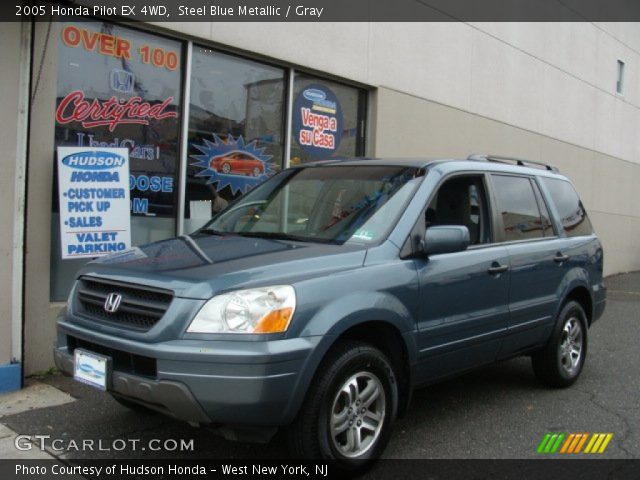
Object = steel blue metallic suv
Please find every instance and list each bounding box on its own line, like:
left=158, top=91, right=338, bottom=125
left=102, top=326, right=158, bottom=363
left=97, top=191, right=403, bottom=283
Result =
left=54, top=155, right=606, bottom=466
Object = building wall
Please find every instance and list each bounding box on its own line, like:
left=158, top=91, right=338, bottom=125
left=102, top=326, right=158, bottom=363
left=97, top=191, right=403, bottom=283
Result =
left=0, top=23, right=22, bottom=366
left=0, top=22, right=28, bottom=390
left=157, top=22, right=640, bottom=165
left=24, top=22, right=60, bottom=375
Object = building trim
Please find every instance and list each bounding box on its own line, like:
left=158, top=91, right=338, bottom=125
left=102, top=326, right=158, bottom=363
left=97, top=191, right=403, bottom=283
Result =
left=177, top=41, right=193, bottom=236
left=11, top=21, right=32, bottom=377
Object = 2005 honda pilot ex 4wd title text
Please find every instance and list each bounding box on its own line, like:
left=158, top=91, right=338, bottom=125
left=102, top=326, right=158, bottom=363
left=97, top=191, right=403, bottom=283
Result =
left=54, top=155, right=606, bottom=466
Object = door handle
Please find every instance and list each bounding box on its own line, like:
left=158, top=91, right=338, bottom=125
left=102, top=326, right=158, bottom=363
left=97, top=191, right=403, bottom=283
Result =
left=487, top=263, right=509, bottom=275
left=554, top=252, right=570, bottom=263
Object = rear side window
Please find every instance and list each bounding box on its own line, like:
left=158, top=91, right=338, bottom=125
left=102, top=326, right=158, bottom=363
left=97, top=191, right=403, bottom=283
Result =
left=491, top=175, right=547, bottom=242
left=541, top=177, right=593, bottom=237
left=531, top=180, right=555, bottom=237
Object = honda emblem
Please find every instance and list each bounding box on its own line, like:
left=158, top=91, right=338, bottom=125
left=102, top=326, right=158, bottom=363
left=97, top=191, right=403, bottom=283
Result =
left=109, top=69, right=135, bottom=93
left=104, top=293, right=122, bottom=313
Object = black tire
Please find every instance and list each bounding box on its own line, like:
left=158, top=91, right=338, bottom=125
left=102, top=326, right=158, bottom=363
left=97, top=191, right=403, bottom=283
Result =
left=532, top=300, right=588, bottom=388
left=285, top=340, right=398, bottom=470
left=111, top=394, right=156, bottom=414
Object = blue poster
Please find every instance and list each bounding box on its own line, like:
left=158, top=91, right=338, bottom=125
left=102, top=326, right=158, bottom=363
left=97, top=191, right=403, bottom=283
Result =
left=191, top=135, right=275, bottom=195
left=293, top=84, right=343, bottom=158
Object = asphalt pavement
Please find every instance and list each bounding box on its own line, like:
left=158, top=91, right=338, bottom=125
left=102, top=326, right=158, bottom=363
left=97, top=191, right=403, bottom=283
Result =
left=1, top=272, right=639, bottom=462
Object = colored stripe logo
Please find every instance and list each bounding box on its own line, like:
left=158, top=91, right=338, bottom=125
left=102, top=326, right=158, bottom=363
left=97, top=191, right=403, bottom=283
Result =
left=537, top=433, right=613, bottom=454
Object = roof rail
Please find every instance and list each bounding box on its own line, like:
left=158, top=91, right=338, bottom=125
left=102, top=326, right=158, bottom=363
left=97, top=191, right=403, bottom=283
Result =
left=467, top=154, right=559, bottom=172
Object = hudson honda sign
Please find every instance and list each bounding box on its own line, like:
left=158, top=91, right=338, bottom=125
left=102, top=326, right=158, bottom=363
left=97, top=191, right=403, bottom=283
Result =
left=57, top=147, right=131, bottom=259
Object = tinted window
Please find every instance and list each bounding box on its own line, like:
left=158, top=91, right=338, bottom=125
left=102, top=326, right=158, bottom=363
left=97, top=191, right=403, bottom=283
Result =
left=532, top=180, right=555, bottom=236
left=426, top=176, right=491, bottom=245
left=541, top=177, right=593, bottom=237
left=491, top=175, right=545, bottom=241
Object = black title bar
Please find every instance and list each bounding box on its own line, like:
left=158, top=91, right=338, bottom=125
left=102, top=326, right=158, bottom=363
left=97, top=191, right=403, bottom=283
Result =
left=5, top=0, right=640, bottom=22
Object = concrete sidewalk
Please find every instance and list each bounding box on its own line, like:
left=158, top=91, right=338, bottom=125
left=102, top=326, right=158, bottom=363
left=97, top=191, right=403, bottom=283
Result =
left=0, top=380, right=75, bottom=459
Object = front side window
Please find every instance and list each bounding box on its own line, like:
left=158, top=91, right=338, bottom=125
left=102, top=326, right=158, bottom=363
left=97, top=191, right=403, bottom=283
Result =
left=491, top=175, right=546, bottom=242
left=201, top=166, right=423, bottom=244
left=426, top=175, right=492, bottom=245
left=541, top=177, right=593, bottom=237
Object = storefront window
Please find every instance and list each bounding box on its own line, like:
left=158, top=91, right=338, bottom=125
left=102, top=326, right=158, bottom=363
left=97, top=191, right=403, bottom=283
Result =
left=48, top=24, right=367, bottom=301
left=51, top=20, right=182, bottom=301
left=290, top=73, right=367, bottom=165
left=183, top=47, right=286, bottom=233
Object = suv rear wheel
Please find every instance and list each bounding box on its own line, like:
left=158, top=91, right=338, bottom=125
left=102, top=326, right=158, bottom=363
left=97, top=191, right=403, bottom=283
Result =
left=286, top=340, right=398, bottom=469
left=532, top=300, right=588, bottom=388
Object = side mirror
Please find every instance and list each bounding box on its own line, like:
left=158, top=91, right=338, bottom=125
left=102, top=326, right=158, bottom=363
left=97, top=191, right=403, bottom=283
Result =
left=423, top=225, right=470, bottom=255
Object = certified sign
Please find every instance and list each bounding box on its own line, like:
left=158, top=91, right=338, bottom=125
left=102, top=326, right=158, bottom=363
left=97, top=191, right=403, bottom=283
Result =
left=57, top=147, right=131, bottom=259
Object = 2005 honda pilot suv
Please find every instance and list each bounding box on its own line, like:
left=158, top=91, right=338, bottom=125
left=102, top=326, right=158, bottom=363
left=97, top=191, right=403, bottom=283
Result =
left=54, top=155, right=606, bottom=466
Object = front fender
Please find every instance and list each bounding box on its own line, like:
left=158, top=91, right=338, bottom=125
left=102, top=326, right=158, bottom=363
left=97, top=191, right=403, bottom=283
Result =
left=301, top=291, right=416, bottom=337
left=281, top=291, right=419, bottom=425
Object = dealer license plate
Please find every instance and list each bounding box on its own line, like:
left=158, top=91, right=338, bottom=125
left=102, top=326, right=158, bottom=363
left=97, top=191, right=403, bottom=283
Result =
left=73, top=349, right=110, bottom=390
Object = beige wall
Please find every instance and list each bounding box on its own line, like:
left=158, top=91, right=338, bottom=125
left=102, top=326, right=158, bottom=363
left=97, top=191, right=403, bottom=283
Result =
left=0, top=22, right=29, bottom=368
left=156, top=22, right=640, bottom=166
left=0, top=23, right=22, bottom=366
left=374, top=87, right=640, bottom=276
left=24, top=22, right=61, bottom=374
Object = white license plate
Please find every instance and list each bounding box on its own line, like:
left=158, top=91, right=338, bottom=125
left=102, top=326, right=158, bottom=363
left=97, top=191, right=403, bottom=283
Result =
left=73, top=349, right=110, bottom=390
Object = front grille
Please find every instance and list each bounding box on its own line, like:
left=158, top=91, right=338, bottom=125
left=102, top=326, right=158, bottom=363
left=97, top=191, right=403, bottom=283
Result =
left=75, top=276, right=173, bottom=331
left=67, top=336, right=156, bottom=378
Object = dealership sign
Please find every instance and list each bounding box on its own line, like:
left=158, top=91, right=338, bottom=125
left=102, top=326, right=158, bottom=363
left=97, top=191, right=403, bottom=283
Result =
left=293, top=84, right=343, bottom=158
left=55, top=90, right=178, bottom=132
left=57, top=147, right=131, bottom=259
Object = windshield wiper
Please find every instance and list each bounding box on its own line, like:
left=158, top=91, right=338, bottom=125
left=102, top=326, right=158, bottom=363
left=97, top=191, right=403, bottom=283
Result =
left=197, top=228, right=230, bottom=236
left=235, top=231, right=336, bottom=244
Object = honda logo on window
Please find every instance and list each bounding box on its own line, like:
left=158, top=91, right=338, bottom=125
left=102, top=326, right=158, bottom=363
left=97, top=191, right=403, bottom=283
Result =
left=104, top=293, right=122, bottom=313
left=109, top=69, right=134, bottom=93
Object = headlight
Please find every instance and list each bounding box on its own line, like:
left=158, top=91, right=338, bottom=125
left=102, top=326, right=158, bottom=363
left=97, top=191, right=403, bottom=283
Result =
left=186, top=285, right=296, bottom=334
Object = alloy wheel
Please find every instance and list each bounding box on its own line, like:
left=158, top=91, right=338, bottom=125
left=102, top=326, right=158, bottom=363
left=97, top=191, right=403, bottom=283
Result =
left=329, top=371, right=386, bottom=458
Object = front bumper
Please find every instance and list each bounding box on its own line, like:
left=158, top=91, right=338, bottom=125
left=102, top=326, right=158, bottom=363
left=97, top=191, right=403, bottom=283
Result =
left=54, top=318, right=320, bottom=427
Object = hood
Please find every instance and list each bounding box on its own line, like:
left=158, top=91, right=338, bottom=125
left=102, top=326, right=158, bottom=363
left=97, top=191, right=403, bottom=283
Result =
left=78, top=234, right=368, bottom=299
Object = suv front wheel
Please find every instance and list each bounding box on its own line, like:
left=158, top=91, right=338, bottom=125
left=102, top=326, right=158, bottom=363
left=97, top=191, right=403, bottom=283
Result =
left=286, top=340, right=398, bottom=469
left=532, top=300, right=588, bottom=388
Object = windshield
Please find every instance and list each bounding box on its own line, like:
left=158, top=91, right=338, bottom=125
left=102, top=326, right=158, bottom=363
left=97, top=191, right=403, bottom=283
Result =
left=198, top=165, right=423, bottom=244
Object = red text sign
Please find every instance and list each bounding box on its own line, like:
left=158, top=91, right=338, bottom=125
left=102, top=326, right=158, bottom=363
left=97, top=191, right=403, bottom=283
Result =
left=56, top=90, right=178, bottom=132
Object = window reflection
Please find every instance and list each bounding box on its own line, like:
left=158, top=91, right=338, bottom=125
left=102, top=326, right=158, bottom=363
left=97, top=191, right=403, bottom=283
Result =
left=51, top=20, right=182, bottom=301
left=184, top=48, right=286, bottom=233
